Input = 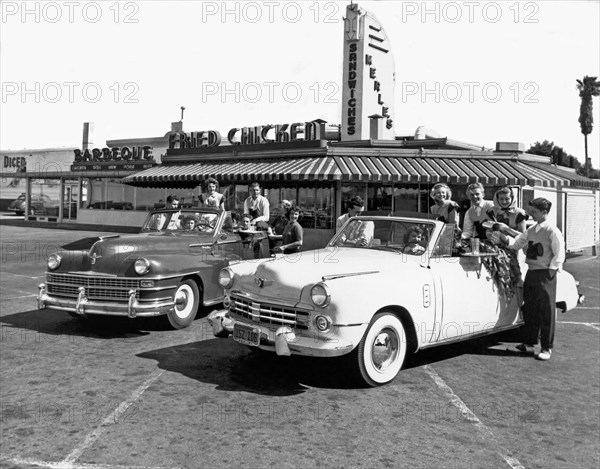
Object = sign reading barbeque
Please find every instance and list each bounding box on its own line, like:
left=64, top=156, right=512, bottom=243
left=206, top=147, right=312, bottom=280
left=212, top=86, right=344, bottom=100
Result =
left=71, top=146, right=155, bottom=171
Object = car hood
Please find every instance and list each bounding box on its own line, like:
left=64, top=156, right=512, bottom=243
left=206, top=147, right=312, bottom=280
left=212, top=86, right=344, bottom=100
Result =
left=235, top=247, right=416, bottom=302
left=56, top=232, right=216, bottom=275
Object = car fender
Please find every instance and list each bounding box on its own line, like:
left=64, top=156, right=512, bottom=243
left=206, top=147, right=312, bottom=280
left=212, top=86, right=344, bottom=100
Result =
left=305, top=266, right=435, bottom=334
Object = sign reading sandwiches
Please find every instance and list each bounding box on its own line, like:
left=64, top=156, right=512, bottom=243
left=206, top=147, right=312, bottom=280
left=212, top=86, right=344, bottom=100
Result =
left=341, top=3, right=395, bottom=141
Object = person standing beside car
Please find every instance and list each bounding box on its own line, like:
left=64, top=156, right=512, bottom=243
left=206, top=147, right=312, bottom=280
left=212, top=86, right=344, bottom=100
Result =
left=165, top=195, right=179, bottom=209
left=461, top=183, right=494, bottom=240
left=272, top=207, right=304, bottom=255
left=243, top=182, right=270, bottom=226
left=200, top=177, right=225, bottom=210
left=336, top=196, right=366, bottom=232
left=429, top=183, right=460, bottom=225
left=487, top=186, right=529, bottom=306
left=491, top=197, right=565, bottom=361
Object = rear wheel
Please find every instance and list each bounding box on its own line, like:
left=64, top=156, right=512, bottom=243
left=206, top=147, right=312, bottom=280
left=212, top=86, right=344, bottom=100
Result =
left=167, top=279, right=200, bottom=329
left=356, top=312, right=408, bottom=386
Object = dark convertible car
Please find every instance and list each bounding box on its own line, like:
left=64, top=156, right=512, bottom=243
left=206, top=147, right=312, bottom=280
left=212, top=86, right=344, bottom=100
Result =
left=37, top=208, right=270, bottom=328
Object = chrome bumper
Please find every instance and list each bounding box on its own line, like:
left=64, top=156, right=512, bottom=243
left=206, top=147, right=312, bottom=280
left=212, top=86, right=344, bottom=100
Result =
left=37, top=283, right=175, bottom=318
left=223, top=312, right=356, bottom=358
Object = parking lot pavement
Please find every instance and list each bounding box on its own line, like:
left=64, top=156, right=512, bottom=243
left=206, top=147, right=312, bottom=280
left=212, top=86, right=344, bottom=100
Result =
left=0, top=225, right=598, bottom=469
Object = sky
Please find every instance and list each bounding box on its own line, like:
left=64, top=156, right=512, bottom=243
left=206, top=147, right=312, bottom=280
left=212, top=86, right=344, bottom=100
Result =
left=1, top=0, right=599, bottom=168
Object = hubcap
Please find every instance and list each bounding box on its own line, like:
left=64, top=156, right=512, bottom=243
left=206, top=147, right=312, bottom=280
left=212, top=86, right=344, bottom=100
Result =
left=175, top=289, right=189, bottom=311
left=371, top=328, right=399, bottom=371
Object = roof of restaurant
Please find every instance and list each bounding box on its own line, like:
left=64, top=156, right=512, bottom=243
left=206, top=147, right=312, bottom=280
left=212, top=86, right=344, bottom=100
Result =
left=121, top=139, right=599, bottom=189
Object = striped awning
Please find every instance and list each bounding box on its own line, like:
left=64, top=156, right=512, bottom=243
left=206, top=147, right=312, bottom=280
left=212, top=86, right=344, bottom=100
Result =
left=122, top=155, right=599, bottom=189
left=333, top=156, right=598, bottom=188
left=121, top=157, right=340, bottom=187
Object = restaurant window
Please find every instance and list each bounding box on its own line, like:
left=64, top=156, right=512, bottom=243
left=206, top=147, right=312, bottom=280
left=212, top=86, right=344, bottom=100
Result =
left=263, top=184, right=334, bottom=230
left=169, top=188, right=201, bottom=208
left=314, top=186, right=334, bottom=229
left=392, top=184, right=420, bottom=214
left=266, top=186, right=297, bottom=220
left=340, top=184, right=367, bottom=211
left=29, top=178, right=61, bottom=216
left=367, top=184, right=393, bottom=213
left=134, top=186, right=167, bottom=210
left=299, top=186, right=334, bottom=230
left=231, top=184, right=249, bottom=213
left=87, top=179, right=134, bottom=210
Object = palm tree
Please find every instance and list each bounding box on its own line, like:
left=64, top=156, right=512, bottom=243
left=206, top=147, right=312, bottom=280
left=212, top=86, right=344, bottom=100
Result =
left=576, top=76, right=600, bottom=177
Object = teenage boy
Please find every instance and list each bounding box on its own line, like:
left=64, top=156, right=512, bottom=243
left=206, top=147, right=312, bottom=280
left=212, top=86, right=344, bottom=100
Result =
left=492, top=198, right=565, bottom=361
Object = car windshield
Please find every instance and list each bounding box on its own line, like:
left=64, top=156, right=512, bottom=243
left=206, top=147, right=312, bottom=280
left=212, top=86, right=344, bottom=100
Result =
left=330, top=218, right=435, bottom=254
left=142, top=210, right=220, bottom=233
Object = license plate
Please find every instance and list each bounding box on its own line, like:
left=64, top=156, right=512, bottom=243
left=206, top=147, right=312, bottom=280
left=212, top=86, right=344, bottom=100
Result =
left=233, top=322, right=261, bottom=347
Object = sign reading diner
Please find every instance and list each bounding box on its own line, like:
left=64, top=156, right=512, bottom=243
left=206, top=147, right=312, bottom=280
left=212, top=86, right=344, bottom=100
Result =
left=168, top=120, right=326, bottom=149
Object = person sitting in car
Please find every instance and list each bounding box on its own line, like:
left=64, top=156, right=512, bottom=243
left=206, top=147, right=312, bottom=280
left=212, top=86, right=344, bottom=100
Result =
left=182, top=217, right=197, bottom=231
left=403, top=226, right=426, bottom=255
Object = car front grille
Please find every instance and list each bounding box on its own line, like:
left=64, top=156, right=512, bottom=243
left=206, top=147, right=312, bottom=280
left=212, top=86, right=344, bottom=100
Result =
left=46, top=273, right=140, bottom=301
left=229, top=293, right=309, bottom=330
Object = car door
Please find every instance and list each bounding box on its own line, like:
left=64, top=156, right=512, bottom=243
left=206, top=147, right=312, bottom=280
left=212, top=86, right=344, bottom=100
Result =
left=428, top=224, right=521, bottom=344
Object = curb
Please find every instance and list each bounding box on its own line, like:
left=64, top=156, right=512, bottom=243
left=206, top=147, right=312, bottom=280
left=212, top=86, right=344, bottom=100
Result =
left=0, top=218, right=138, bottom=233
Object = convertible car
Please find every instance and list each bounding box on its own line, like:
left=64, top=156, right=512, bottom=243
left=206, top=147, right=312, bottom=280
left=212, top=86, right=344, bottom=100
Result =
left=37, top=208, right=270, bottom=328
left=209, top=215, right=581, bottom=386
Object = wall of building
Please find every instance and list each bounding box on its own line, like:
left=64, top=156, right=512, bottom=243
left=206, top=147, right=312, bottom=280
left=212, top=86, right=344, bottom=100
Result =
left=0, top=148, right=75, bottom=210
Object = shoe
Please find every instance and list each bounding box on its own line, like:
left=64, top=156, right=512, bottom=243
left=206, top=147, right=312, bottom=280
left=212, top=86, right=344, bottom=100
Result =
left=511, top=343, right=534, bottom=354
left=536, top=349, right=552, bottom=361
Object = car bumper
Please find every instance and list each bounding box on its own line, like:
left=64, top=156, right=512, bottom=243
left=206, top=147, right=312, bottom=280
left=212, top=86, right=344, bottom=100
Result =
left=209, top=309, right=358, bottom=358
left=37, top=283, right=175, bottom=318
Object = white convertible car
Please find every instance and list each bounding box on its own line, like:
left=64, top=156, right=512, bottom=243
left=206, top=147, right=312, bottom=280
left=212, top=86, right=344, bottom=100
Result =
left=208, top=215, right=581, bottom=386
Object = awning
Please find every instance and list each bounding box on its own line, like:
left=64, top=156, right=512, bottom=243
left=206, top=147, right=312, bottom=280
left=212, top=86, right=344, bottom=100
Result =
left=333, top=156, right=599, bottom=188
left=122, top=155, right=599, bottom=189
left=121, top=157, right=340, bottom=187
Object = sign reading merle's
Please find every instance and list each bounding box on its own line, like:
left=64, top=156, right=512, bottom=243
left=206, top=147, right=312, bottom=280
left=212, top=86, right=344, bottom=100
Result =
left=71, top=146, right=155, bottom=171
left=341, top=3, right=395, bottom=141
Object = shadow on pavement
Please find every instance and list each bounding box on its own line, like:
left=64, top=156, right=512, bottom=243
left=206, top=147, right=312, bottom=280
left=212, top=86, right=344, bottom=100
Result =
left=404, top=327, right=527, bottom=369
left=137, top=337, right=372, bottom=395
left=0, top=308, right=156, bottom=340
left=0, top=305, right=217, bottom=339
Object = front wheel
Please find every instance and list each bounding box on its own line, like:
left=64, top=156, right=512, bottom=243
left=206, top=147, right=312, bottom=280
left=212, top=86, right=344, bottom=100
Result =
left=167, top=279, right=200, bottom=329
left=356, top=312, right=408, bottom=386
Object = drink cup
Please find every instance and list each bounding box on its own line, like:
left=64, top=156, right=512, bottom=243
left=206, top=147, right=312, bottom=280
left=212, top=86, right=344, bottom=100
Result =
left=470, top=238, right=480, bottom=255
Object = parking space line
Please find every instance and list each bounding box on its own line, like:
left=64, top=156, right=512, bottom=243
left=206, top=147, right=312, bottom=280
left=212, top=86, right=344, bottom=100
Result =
left=559, top=321, right=600, bottom=331
left=0, top=455, right=179, bottom=469
left=423, top=365, right=525, bottom=469
left=1, top=293, right=38, bottom=300
left=60, top=369, right=165, bottom=467
left=1, top=272, right=42, bottom=279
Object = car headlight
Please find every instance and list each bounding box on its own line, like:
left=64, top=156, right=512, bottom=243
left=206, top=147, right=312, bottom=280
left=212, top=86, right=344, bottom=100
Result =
left=218, top=268, right=234, bottom=289
left=314, top=314, right=332, bottom=332
left=134, top=258, right=150, bottom=275
left=310, top=282, right=330, bottom=308
left=47, top=254, right=62, bottom=270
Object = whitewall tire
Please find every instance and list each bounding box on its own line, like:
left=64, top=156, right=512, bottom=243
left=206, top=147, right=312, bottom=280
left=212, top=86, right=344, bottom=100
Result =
left=357, top=312, right=408, bottom=386
left=167, top=279, right=200, bottom=329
